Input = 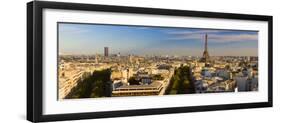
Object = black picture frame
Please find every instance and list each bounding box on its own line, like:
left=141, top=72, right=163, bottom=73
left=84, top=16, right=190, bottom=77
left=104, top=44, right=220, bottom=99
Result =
left=27, top=1, right=273, bottom=122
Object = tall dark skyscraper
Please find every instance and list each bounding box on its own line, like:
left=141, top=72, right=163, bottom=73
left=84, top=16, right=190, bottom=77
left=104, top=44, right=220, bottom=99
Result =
left=201, top=34, right=210, bottom=63
left=104, top=47, right=109, bottom=57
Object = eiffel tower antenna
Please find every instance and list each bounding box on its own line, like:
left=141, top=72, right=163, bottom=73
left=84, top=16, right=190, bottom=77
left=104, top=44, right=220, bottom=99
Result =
left=205, top=34, right=208, bottom=52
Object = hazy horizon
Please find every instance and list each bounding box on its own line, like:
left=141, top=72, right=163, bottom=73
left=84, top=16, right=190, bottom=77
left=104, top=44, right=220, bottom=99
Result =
left=58, top=23, right=258, bottom=56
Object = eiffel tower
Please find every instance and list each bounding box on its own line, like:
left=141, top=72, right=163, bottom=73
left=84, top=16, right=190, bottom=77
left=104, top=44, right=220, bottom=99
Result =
left=201, top=34, right=210, bottom=63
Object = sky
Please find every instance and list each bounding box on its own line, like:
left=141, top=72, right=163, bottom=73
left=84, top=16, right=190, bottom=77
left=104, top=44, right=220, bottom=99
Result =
left=58, top=23, right=258, bottom=56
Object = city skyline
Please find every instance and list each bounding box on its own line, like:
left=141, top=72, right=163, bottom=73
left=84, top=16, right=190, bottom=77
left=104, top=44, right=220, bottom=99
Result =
left=59, top=23, right=258, bottom=56
left=58, top=23, right=259, bottom=99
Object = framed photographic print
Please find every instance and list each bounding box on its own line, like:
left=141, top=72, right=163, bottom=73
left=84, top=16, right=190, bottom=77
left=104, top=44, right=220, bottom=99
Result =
left=27, top=1, right=273, bottom=122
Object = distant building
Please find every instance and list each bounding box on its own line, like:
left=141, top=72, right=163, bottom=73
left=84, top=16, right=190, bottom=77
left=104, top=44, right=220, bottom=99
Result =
left=112, top=82, right=163, bottom=96
left=141, top=77, right=152, bottom=85
left=95, top=53, right=98, bottom=64
left=112, top=80, right=124, bottom=91
left=104, top=47, right=109, bottom=57
left=117, top=52, right=121, bottom=57
left=235, top=75, right=247, bottom=91
left=59, top=69, right=84, bottom=99
left=216, top=69, right=230, bottom=80
left=201, top=68, right=212, bottom=78
left=235, top=73, right=257, bottom=92
left=207, top=79, right=236, bottom=92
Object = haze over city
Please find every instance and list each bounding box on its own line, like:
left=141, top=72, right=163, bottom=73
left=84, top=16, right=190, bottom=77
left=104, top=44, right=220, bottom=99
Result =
left=58, top=23, right=258, bottom=56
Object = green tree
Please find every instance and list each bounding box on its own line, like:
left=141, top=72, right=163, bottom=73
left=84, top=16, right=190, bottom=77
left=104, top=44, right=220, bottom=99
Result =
left=65, top=69, right=112, bottom=99
left=152, top=74, right=164, bottom=80
left=128, top=77, right=140, bottom=85
left=166, top=66, right=195, bottom=95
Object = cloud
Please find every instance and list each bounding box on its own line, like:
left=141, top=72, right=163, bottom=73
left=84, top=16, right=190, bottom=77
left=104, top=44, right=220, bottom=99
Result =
left=166, top=29, right=258, bottom=43
left=166, top=29, right=222, bottom=35
left=209, top=34, right=257, bottom=43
